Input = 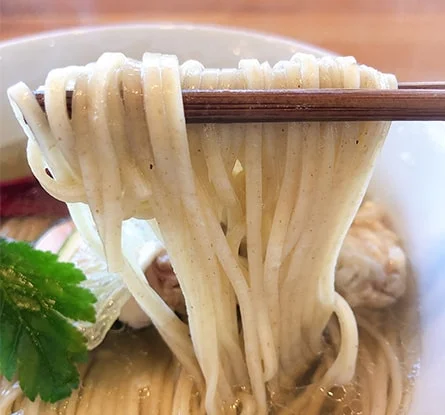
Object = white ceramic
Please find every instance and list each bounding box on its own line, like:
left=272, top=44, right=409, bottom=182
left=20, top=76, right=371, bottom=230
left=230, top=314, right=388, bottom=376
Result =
left=0, top=23, right=444, bottom=413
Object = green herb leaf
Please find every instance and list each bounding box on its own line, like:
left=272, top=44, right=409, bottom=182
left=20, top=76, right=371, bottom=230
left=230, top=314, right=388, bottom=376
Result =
left=0, top=238, right=96, bottom=403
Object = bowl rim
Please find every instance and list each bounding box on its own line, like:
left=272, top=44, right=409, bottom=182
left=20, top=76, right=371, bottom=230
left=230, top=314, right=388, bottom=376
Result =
left=0, top=21, right=332, bottom=55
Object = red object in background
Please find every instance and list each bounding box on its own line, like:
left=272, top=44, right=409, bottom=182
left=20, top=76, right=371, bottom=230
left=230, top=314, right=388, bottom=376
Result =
left=0, top=176, right=69, bottom=217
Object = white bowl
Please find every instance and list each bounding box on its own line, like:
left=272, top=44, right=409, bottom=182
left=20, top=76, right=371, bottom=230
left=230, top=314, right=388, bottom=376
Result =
left=1, top=23, right=444, bottom=413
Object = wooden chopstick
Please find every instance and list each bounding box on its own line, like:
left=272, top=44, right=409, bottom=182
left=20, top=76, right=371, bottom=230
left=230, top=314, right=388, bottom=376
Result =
left=398, top=81, right=445, bottom=90
left=33, top=82, right=445, bottom=123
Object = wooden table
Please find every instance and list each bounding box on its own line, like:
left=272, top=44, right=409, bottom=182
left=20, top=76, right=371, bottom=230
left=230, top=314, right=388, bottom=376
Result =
left=1, top=0, right=444, bottom=82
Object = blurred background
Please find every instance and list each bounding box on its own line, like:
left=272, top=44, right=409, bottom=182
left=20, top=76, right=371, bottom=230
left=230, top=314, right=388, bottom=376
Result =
left=1, top=0, right=444, bottom=80
left=0, top=0, right=445, bottom=80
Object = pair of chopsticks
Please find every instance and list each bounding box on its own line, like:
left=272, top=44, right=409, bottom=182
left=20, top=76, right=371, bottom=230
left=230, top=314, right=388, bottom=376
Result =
left=34, top=81, right=445, bottom=123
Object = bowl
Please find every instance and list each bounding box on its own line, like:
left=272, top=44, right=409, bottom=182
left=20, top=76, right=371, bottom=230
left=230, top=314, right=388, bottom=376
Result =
left=1, top=23, right=444, bottom=413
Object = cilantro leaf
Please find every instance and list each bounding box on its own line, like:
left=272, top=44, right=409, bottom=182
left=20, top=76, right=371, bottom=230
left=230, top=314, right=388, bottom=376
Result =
left=0, top=238, right=96, bottom=402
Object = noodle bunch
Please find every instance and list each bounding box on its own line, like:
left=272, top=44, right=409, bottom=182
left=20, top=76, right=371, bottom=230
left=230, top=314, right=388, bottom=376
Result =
left=6, top=52, right=400, bottom=414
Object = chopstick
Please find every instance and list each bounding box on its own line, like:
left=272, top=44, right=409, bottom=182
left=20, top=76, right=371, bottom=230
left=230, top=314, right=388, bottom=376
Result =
left=398, top=81, right=445, bottom=90
left=33, top=81, right=445, bottom=123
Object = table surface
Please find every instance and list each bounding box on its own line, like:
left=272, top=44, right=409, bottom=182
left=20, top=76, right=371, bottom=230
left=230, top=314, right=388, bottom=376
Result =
left=1, top=0, right=444, bottom=82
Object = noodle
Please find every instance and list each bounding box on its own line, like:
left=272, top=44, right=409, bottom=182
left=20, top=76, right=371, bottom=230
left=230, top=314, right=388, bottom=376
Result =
left=4, top=52, right=415, bottom=415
